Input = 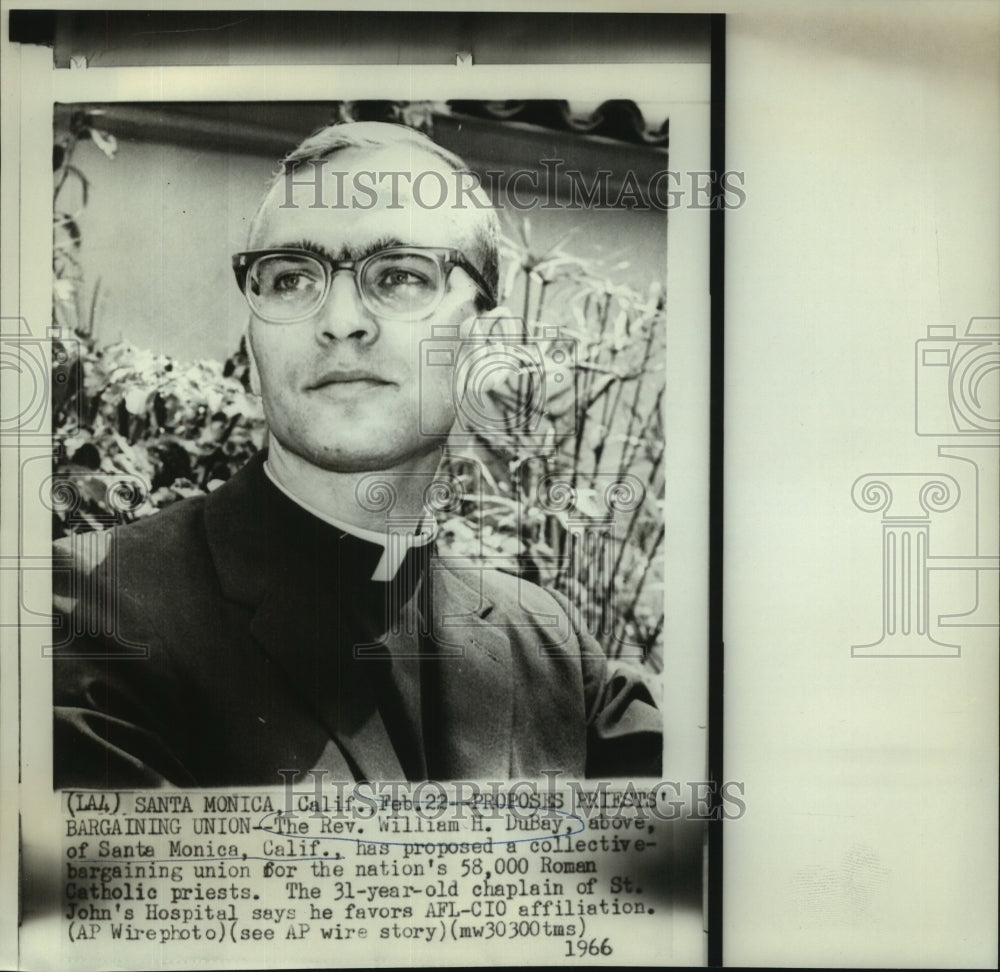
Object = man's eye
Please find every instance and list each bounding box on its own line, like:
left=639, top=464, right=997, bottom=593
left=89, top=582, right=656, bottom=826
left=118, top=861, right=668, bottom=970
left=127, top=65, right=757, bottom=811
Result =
left=377, top=268, right=431, bottom=289
left=272, top=271, right=314, bottom=293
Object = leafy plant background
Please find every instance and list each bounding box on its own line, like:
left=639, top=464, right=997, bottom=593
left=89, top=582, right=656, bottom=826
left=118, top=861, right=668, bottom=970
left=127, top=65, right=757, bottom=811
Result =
left=52, top=104, right=666, bottom=671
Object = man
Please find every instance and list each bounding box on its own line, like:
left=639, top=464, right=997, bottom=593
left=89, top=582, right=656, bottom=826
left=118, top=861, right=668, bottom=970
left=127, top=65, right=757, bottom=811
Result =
left=53, top=121, right=661, bottom=788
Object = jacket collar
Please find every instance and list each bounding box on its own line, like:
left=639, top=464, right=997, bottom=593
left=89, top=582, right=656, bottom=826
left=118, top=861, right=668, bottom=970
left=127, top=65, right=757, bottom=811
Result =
left=203, top=452, right=513, bottom=780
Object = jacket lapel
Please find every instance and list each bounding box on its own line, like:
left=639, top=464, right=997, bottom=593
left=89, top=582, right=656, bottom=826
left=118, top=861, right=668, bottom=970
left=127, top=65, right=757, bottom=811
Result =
left=205, top=454, right=404, bottom=780
left=249, top=586, right=404, bottom=781
left=204, top=454, right=516, bottom=781
left=426, top=564, right=514, bottom=779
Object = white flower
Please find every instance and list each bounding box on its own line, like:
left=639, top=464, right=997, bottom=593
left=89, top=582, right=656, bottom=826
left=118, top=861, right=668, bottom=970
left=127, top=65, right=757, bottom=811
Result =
left=123, top=385, right=151, bottom=415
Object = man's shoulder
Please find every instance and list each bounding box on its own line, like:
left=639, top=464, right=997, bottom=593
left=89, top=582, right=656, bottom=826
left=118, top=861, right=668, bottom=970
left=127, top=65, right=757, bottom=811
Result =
left=53, top=490, right=210, bottom=576
left=51, top=489, right=225, bottom=647
left=54, top=452, right=267, bottom=577
left=430, top=557, right=595, bottom=660
left=433, top=556, right=564, bottom=615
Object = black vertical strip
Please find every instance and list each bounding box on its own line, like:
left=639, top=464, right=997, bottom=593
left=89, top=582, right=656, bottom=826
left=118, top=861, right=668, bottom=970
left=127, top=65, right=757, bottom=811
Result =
left=707, top=12, right=727, bottom=969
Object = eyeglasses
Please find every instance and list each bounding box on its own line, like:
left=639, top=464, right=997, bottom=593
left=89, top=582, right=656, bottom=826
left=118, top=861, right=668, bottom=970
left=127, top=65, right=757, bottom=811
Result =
left=232, top=246, right=495, bottom=324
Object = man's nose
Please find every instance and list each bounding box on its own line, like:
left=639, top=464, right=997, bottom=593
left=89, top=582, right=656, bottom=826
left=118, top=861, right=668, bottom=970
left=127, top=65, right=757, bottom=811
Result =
left=315, top=271, right=378, bottom=343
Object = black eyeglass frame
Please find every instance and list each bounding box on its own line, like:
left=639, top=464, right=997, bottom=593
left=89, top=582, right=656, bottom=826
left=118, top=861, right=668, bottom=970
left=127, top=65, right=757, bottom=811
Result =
left=231, top=245, right=496, bottom=324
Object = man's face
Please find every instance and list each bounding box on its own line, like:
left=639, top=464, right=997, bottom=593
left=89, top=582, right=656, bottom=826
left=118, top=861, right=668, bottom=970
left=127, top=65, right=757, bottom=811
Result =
left=247, top=144, right=486, bottom=474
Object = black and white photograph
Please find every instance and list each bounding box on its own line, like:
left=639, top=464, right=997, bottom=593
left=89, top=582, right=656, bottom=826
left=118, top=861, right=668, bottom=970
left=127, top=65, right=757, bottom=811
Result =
left=48, top=97, right=681, bottom=789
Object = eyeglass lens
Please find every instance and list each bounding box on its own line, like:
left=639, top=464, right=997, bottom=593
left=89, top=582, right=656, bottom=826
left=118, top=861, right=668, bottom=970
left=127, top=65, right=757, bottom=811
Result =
left=247, top=251, right=446, bottom=322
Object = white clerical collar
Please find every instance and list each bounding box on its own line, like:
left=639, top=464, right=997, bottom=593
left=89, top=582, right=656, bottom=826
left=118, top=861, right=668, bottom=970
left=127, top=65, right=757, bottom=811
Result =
left=263, top=459, right=436, bottom=582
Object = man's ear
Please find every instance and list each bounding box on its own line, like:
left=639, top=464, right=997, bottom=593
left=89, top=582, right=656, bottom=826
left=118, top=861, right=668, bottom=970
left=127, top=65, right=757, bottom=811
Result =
left=245, top=327, right=261, bottom=396
left=464, top=303, right=523, bottom=339
left=453, top=303, right=531, bottom=409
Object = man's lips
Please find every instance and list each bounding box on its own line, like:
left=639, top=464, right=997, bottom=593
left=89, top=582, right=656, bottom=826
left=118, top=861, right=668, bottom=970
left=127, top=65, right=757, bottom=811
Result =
left=305, top=369, right=394, bottom=390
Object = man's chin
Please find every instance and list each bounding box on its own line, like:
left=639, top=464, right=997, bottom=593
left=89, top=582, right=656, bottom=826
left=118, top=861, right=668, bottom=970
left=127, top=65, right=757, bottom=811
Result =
left=297, top=438, right=446, bottom=475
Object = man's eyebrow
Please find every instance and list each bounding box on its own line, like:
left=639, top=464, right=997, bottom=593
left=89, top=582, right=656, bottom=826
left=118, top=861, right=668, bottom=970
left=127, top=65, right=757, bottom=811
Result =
left=283, top=236, right=409, bottom=262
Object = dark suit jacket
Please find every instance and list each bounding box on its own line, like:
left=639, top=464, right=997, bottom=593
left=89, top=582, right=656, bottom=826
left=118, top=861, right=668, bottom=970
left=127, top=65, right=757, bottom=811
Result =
left=53, top=453, right=662, bottom=787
